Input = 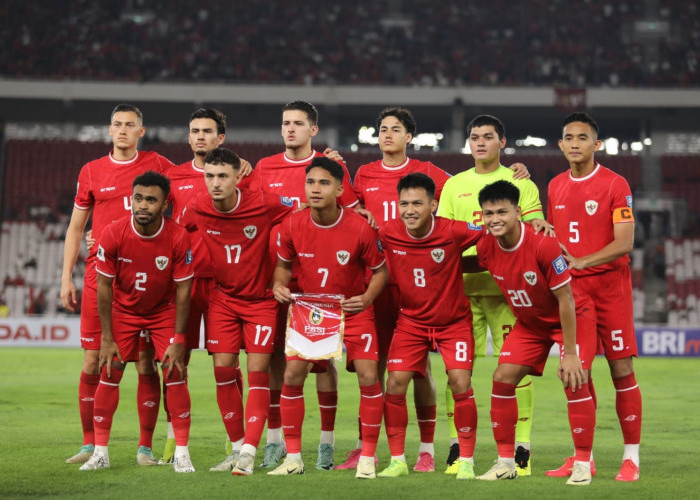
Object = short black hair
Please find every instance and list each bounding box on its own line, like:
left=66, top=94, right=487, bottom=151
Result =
left=397, top=173, right=436, bottom=199
left=467, top=114, right=505, bottom=140
left=133, top=170, right=170, bottom=198
left=478, top=180, right=520, bottom=208
left=562, top=112, right=599, bottom=137
left=190, top=108, right=227, bottom=135
left=376, top=107, right=417, bottom=136
left=111, top=103, right=143, bottom=124
left=306, top=156, right=344, bottom=183
left=204, top=147, right=241, bottom=170
left=283, top=100, right=318, bottom=126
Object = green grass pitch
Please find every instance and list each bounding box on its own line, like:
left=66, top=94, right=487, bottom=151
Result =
left=1, top=348, right=698, bottom=499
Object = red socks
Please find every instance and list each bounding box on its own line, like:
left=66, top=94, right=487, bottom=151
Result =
left=93, top=366, right=124, bottom=446
left=359, top=383, right=383, bottom=456
left=137, top=372, right=160, bottom=448
left=164, top=366, right=191, bottom=446
left=281, top=384, right=305, bottom=454
left=565, top=383, right=595, bottom=462
left=613, top=372, right=642, bottom=445
left=453, top=389, right=477, bottom=458
left=383, top=393, right=408, bottom=456
left=214, top=366, right=244, bottom=442
left=244, top=371, right=270, bottom=448
left=415, top=404, right=437, bottom=445
left=317, top=391, right=338, bottom=432
left=490, top=381, right=517, bottom=458
left=78, top=371, right=99, bottom=445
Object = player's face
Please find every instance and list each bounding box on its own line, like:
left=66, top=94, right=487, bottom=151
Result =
left=481, top=199, right=521, bottom=238
left=558, top=121, right=601, bottom=164
left=399, top=187, right=438, bottom=236
left=131, top=184, right=168, bottom=227
left=282, top=110, right=318, bottom=150
left=188, top=118, right=224, bottom=157
left=469, top=125, right=505, bottom=164
left=305, top=167, right=343, bottom=209
left=204, top=162, right=241, bottom=202
left=378, top=116, right=412, bottom=155
left=109, top=111, right=145, bottom=151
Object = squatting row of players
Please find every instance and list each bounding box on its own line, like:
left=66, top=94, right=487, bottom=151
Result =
left=60, top=102, right=642, bottom=484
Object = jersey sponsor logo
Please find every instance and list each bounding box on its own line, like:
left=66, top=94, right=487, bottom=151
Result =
left=206, top=339, right=219, bottom=344
left=280, top=196, right=294, bottom=207
left=431, top=248, right=445, bottom=263
left=244, top=225, right=257, bottom=239
left=207, top=229, right=221, bottom=235
left=337, top=250, right=350, bottom=265
left=492, top=274, right=504, bottom=280
left=585, top=200, right=598, bottom=215
left=392, top=249, right=407, bottom=255
left=97, top=245, right=105, bottom=262
left=270, top=183, right=284, bottom=188
left=468, top=222, right=482, bottom=231
left=387, top=358, right=403, bottom=364
left=552, top=255, right=568, bottom=274
left=80, top=336, right=96, bottom=342
left=155, top=256, right=170, bottom=270
left=457, top=192, right=473, bottom=198
left=118, top=257, right=132, bottom=263
left=178, top=185, right=194, bottom=190
left=365, top=187, right=379, bottom=192
left=555, top=204, right=566, bottom=209
left=626, top=195, right=633, bottom=208
left=100, top=186, right=116, bottom=192
left=299, top=252, right=314, bottom=258
left=185, top=249, right=193, bottom=264
left=523, top=271, right=537, bottom=285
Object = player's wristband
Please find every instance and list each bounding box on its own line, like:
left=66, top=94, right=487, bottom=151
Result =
left=174, top=333, right=187, bottom=344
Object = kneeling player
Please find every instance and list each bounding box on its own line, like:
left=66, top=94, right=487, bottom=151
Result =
left=81, top=171, right=195, bottom=473
left=472, top=180, right=596, bottom=486
left=377, top=173, right=482, bottom=480
left=271, top=157, right=388, bottom=479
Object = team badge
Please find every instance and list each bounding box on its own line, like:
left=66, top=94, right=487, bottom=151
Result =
left=155, top=256, right=169, bottom=270
left=97, top=244, right=105, bottom=262
left=585, top=200, right=598, bottom=215
left=552, top=255, right=568, bottom=275
left=523, top=271, right=537, bottom=285
left=431, top=248, right=445, bottom=263
left=337, top=250, right=350, bottom=265
left=244, top=225, right=257, bottom=239
left=626, top=195, right=633, bottom=208
left=310, top=307, right=324, bottom=325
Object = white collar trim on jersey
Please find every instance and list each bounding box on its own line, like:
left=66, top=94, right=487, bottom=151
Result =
left=406, top=214, right=435, bottom=240
left=109, top=150, right=139, bottom=165
left=284, top=150, right=317, bottom=165
left=130, top=215, right=165, bottom=239
left=497, top=222, right=525, bottom=252
left=311, top=206, right=344, bottom=229
left=190, top=159, right=205, bottom=173
left=569, top=162, right=601, bottom=182
left=381, top=157, right=410, bottom=170
left=213, top=188, right=242, bottom=214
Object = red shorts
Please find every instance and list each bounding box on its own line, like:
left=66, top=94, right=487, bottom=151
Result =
left=206, top=288, right=278, bottom=355
left=185, top=277, right=212, bottom=350
left=498, top=307, right=597, bottom=376
left=111, top=308, right=175, bottom=362
left=373, top=283, right=400, bottom=356
left=79, top=279, right=101, bottom=350
left=287, top=310, right=378, bottom=372
left=388, top=317, right=475, bottom=375
left=573, top=267, right=637, bottom=360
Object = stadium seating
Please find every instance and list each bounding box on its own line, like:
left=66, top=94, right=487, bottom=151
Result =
left=665, top=238, right=700, bottom=326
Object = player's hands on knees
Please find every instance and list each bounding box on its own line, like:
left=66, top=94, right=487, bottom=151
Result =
left=85, top=229, right=95, bottom=251
left=99, top=338, right=123, bottom=378
left=163, top=342, right=186, bottom=379
left=323, top=148, right=344, bottom=164
left=340, top=294, right=371, bottom=313
left=354, top=206, right=378, bottom=229
left=509, top=162, right=531, bottom=180
left=60, top=282, right=78, bottom=312
left=273, top=284, right=293, bottom=304
left=558, top=353, right=585, bottom=392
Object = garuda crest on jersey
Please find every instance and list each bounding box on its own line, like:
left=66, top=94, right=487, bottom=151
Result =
left=523, top=271, right=537, bottom=285
left=431, top=248, right=445, bottom=263
left=585, top=200, right=598, bottom=215
left=155, top=256, right=169, bottom=270
left=336, top=250, right=350, bottom=265
left=244, top=225, right=257, bottom=239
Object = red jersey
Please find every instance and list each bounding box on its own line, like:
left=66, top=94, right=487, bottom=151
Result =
left=95, top=216, right=193, bottom=315
left=353, top=157, right=451, bottom=226
left=378, top=216, right=482, bottom=327
left=547, top=163, right=634, bottom=277
left=239, top=151, right=358, bottom=208
left=277, top=208, right=385, bottom=304
left=477, top=223, right=589, bottom=331
left=167, top=160, right=212, bottom=278
left=179, top=189, right=293, bottom=299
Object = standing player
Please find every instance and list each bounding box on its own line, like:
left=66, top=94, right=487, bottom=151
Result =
left=346, top=106, right=452, bottom=472
left=471, top=180, right=596, bottom=486
left=80, top=171, right=195, bottom=472
left=547, top=112, right=641, bottom=482
left=240, top=101, right=359, bottom=470
left=437, top=114, right=544, bottom=475
left=377, top=173, right=482, bottom=480
left=61, top=104, right=175, bottom=466
left=179, top=148, right=294, bottom=474
left=270, top=157, right=387, bottom=479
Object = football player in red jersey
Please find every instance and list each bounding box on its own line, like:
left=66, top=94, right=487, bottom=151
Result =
left=270, top=157, right=387, bottom=479
left=376, top=173, right=481, bottom=480
left=470, top=180, right=596, bottom=485
left=79, top=171, right=195, bottom=473
left=61, top=104, right=175, bottom=466
left=547, top=113, right=641, bottom=482
left=240, top=101, right=360, bottom=470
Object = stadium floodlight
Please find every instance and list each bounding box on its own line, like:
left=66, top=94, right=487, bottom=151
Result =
left=604, top=137, right=620, bottom=155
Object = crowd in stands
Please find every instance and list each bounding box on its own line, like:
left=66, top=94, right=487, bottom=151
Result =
left=1, top=0, right=698, bottom=87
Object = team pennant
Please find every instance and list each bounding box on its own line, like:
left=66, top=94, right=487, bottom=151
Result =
left=285, top=293, right=345, bottom=360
